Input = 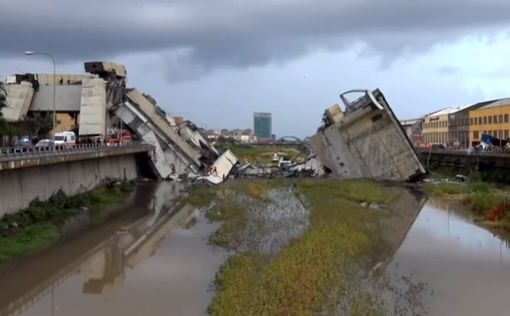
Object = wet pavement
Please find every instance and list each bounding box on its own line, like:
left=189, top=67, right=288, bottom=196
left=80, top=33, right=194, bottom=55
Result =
left=0, top=182, right=227, bottom=316
left=388, top=201, right=510, bottom=316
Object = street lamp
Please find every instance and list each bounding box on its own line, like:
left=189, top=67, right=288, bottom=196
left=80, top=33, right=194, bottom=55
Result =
left=25, top=51, right=56, bottom=144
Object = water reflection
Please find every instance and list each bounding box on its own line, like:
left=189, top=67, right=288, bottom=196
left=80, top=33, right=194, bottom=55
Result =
left=0, top=182, right=226, bottom=316
left=388, top=200, right=510, bottom=315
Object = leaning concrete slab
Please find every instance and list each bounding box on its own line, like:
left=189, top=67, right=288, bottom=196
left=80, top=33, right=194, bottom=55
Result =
left=125, top=89, right=203, bottom=166
left=3, top=82, right=34, bottom=122
left=79, top=78, right=107, bottom=136
left=197, top=149, right=239, bottom=184
left=310, top=89, right=426, bottom=181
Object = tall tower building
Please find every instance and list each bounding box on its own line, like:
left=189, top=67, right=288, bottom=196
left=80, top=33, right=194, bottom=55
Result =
left=253, top=112, right=272, bottom=139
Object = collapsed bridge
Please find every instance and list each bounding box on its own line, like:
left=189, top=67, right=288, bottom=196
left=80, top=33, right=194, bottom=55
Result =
left=2, top=62, right=238, bottom=182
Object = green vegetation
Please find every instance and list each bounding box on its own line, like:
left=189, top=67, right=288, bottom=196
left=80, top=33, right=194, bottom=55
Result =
left=422, top=183, right=469, bottom=196
left=421, top=171, right=510, bottom=227
left=0, top=80, right=11, bottom=136
left=0, top=224, right=58, bottom=262
left=185, top=179, right=399, bottom=315
left=0, top=181, right=133, bottom=262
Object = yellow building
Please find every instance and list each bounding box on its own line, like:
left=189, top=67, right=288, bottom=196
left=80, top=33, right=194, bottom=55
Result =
left=468, top=99, right=510, bottom=145
left=422, top=108, right=455, bottom=145
left=52, top=113, right=78, bottom=134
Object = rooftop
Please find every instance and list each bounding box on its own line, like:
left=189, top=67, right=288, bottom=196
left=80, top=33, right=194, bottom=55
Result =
left=478, top=98, right=510, bottom=110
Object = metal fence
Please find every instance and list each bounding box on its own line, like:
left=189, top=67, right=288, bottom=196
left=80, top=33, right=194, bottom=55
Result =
left=0, top=142, right=153, bottom=162
left=418, top=147, right=510, bottom=158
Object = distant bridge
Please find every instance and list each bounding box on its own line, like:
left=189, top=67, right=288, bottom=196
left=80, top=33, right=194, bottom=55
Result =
left=277, top=136, right=303, bottom=143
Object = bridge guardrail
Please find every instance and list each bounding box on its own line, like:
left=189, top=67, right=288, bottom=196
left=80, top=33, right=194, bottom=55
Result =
left=0, top=142, right=154, bottom=162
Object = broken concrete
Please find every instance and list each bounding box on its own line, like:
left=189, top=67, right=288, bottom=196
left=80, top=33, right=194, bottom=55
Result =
left=310, top=89, right=426, bottom=181
left=3, top=81, right=34, bottom=122
left=197, top=149, right=239, bottom=184
left=3, top=62, right=238, bottom=184
left=79, top=78, right=107, bottom=136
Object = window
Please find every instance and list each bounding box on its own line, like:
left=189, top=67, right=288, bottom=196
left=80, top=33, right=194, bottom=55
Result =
left=499, top=115, right=503, bottom=123
left=478, top=117, right=482, bottom=125
left=493, top=115, right=497, bottom=123
left=473, top=131, right=479, bottom=139
left=470, top=118, right=473, bottom=126
left=489, top=116, right=493, bottom=124
left=505, top=114, right=509, bottom=123
left=483, top=116, right=487, bottom=124
left=505, top=130, right=509, bottom=139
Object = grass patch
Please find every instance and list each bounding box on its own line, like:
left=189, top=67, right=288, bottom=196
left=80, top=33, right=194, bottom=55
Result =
left=176, top=186, right=218, bottom=208
left=422, top=177, right=510, bottom=228
left=207, top=200, right=248, bottom=249
left=208, top=179, right=395, bottom=315
left=231, top=179, right=287, bottom=201
left=422, top=183, right=469, bottom=196
left=299, top=179, right=398, bottom=204
left=0, top=181, right=134, bottom=262
left=0, top=224, right=58, bottom=262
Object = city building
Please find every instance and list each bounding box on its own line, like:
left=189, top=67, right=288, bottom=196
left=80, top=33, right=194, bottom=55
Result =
left=447, top=100, right=496, bottom=148
left=400, top=118, right=424, bottom=147
left=468, top=98, right=510, bottom=145
left=421, top=108, right=454, bottom=146
left=253, top=112, right=272, bottom=139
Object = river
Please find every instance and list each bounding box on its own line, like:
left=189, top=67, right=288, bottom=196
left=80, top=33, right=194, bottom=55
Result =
left=387, top=200, right=510, bottom=315
left=0, top=182, right=227, bottom=316
left=2, top=183, right=510, bottom=315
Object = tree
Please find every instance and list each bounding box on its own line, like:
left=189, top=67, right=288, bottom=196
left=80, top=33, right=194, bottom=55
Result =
left=0, top=81, right=10, bottom=135
left=27, top=113, right=53, bottom=137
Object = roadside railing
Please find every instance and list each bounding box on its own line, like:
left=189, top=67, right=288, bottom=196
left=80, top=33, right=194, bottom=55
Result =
left=417, top=147, right=510, bottom=157
left=0, top=142, right=153, bottom=162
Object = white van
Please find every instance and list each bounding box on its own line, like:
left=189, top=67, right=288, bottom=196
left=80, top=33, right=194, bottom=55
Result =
left=54, top=131, right=76, bottom=147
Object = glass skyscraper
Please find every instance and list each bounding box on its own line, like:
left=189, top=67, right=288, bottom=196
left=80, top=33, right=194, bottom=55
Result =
left=253, top=112, right=272, bottom=139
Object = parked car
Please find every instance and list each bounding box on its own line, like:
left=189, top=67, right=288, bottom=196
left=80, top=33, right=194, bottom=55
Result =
left=34, top=139, right=55, bottom=150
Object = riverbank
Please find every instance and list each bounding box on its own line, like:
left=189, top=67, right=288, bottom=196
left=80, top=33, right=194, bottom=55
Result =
left=422, top=177, right=510, bottom=230
left=0, top=181, right=133, bottom=262
left=183, top=179, right=425, bottom=315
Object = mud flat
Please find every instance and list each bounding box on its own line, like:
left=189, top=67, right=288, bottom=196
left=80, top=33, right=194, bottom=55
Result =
left=186, top=179, right=427, bottom=315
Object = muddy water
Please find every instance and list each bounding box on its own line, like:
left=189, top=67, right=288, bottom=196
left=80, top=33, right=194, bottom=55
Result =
left=0, top=182, right=227, bottom=316
left=388, top=201, right=510, bottom=316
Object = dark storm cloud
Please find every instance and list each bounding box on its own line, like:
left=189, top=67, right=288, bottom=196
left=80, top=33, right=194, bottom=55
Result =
left=1, top=0, right=509, bottom=80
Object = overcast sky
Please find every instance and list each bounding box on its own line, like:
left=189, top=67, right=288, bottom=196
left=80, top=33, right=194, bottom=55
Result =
left=1, top=0, right=510, bottom=137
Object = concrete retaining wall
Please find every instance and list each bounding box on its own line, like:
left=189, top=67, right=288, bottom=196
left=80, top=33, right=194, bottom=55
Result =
left=0, top=155, right=138, bottom=216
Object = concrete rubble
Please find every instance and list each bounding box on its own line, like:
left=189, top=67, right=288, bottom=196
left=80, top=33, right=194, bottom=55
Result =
left=310, top=89, right=426, bottom=181
left=3, top=66, right=424, bottom=184
left=2, top=62, right=237, bottom=184
left=233, top=89, right=425, bottom=182
left=233, top=153, right=324, bottom=179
